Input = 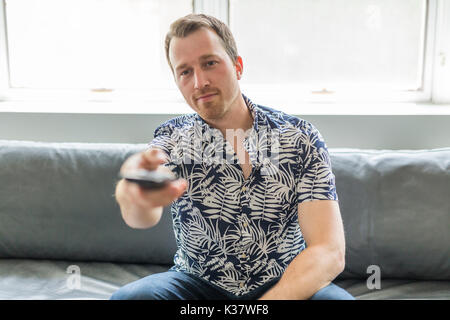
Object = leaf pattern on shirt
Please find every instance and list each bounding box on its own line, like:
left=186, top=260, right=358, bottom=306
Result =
left=148, top=95, right=337, bottom=296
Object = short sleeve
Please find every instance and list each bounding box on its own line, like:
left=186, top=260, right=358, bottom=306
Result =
left=147, top=122, right=179, bottom=175
left=296, top=123, right=338, bottom=204
left=147, top=122, right=176, bottom=158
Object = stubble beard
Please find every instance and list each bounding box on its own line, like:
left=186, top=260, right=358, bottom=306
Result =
left=194, top=92, right=228, bottom=121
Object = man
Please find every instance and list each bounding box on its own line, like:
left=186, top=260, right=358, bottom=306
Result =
left=111, top=13, right=354, bottom=300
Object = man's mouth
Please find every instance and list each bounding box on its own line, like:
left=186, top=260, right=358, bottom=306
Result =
left=196, top=92, right=218, bottom=102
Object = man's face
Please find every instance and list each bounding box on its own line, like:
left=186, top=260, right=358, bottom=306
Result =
left=169, top=27, right=243, bottom=122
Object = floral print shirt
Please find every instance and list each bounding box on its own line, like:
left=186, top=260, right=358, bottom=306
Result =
left=148, top=95, right=338, bottom=296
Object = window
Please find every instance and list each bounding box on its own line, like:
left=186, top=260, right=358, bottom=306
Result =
left=6, top=0, right=191, bottom=90
left=0, top=0, right=449, bottom=107
left=232, top=0, right=428, bottom=102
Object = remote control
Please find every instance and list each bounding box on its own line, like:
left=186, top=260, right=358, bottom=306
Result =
left=119, top=169, right=177, bottom=190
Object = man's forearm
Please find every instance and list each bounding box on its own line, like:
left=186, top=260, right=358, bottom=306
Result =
left=258, top=246, right=345, bottom=300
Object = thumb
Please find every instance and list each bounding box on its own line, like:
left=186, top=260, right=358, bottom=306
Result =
left=141, top=148, right=167, bottom=169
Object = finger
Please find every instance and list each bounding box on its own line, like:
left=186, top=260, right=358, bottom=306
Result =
left=124, top=182, right=149, bottom=207
left=126, top=182, right=167, bottom=208
left=167, top=179, right=188, bottom=199
left=138, top=179, right=188, bottom=207
left=140, top=148, right=167, bottom=170
left=119, top=152, right=142, bottom=174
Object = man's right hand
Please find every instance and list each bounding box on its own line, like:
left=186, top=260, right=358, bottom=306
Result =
left=115, top=148, right=187, bottom=228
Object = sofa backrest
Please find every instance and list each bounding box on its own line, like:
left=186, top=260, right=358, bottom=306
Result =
left=0, top=140, right=449, bottom=280
left=331, top=148, right=450, bottom=281
left=0, top=140, right=177, bottom=265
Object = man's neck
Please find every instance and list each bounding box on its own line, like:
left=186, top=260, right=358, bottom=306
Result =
left=206, top=93, right=254, bottom=136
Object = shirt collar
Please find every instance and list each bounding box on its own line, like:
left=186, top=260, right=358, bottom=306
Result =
left=193, top=94, right=272, bottom=168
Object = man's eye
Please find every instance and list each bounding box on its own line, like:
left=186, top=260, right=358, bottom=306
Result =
left=180, top=70, right=190, bottom=76
left=206, top=61, right=217, bottom=67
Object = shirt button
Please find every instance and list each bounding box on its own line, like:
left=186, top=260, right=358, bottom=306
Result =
left=239, top=282, right=245, bottom=288
left=241, top=253, right=247, bottom=259
left=241, top=186, right=247, bottom=192
left=243, top=222, right=248, bottom=228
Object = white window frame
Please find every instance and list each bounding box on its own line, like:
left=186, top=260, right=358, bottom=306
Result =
left=0, top=0, right=9, bottom=98
left=431, top=0, right=450, bottom=103
left=194, top=0, right=229, bottom=24
left=0, top=0, right=449, bottom=108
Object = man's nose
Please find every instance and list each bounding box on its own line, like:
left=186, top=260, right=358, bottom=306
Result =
left=193, top=69, right=210, bottom=89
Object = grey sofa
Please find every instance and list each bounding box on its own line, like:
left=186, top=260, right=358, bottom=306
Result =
left=0, top=139, right=449, bottom=300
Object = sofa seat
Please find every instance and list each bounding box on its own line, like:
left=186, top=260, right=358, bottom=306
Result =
left=0, top=259, right=167, bottom=300
left=1, top=259, right=449, bottom=300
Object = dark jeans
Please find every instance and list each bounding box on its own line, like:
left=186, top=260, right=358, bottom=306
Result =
left=110, top=270, right=355, bottom=300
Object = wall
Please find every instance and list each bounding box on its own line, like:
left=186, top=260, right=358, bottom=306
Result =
left=0, top=112, right=449, bottom=150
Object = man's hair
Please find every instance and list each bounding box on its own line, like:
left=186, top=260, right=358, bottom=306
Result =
left=165, top=13, right=239, bottom=72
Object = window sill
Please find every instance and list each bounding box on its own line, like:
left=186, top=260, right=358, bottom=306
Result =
left=0, top=100, right=450, bottom=116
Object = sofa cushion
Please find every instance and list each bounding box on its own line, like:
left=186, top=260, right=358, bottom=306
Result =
left=332, top=148, right=450, bottom=280
left=0, top=140, right=177, bottom=264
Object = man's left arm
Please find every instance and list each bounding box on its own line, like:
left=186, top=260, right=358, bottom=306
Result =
left=259, top=199, right=346, bottom=300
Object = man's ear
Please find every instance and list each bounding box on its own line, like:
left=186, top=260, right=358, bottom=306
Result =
left=235, top=56, right=243, bottom=80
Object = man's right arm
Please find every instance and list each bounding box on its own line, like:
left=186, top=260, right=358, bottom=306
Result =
left=114, top=148, right=187, bottom=229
